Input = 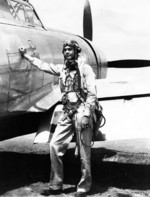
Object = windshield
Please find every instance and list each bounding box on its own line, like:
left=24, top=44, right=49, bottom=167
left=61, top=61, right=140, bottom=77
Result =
left=7, top=0, right=44, bottom=28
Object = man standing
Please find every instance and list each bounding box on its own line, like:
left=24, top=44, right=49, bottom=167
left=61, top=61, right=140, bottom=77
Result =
left=19, top=40, right=97, bottom=197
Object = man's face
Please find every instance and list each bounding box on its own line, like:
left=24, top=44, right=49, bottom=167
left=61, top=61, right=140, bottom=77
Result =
left=63, top=46, right=75, bottom=60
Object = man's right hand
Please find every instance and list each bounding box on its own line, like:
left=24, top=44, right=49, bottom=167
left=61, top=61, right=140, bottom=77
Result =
left=19, top=46, right=27, bottom=57
left=81, top=116, right=89, bottom=129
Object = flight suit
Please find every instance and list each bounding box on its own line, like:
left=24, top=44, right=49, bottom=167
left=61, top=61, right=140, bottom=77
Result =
left=29, top=56, right=97, bottom=193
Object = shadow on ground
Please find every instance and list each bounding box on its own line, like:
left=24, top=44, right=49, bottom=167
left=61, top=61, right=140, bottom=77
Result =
left=0, top=147, right=150, bottom=196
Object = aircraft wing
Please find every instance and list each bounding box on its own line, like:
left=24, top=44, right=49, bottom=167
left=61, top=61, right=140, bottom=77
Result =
left=96, top=79, right=150, bottom=100
left=96, top=77, right=150, bottom=141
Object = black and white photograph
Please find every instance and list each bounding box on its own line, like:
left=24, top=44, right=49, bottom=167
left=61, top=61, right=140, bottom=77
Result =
left=0, top=0, right=150, bottom=196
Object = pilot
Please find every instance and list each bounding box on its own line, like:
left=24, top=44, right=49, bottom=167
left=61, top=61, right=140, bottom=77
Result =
left=19, top=40, right=98, bottom=197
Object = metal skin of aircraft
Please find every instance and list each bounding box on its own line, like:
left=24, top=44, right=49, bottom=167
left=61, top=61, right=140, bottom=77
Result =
left=0, top=0, right=107, bottom=141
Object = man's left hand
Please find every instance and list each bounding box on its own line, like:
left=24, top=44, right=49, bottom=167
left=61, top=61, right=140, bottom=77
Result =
left=81, top=116, right=89, bottom=129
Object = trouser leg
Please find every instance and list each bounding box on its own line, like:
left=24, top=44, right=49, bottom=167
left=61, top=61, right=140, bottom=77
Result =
left=75, top=112, right=93, bottom=193
left=77, top=127, right=93, bottom=193
left=49, top=114, right=73, bottom=190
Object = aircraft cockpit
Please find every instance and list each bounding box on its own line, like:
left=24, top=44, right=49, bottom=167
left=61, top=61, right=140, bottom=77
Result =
left=0, top=0, right=45, bottom=29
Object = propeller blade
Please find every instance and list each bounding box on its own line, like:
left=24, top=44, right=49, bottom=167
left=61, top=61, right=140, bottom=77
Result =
left=108, top=60, right=150, bottom=68
left=83, top=0, right=93, bottom=41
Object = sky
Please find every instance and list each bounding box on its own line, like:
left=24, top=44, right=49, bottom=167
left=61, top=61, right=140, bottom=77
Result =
left=30, top=0, right=150, bottom=61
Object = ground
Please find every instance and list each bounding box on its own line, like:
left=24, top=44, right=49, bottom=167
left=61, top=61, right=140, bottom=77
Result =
left=0, top=135, right=150, bottom=197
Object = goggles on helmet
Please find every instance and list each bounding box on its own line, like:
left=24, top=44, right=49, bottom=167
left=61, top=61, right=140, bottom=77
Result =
left=62, top=40, right=81, bottom=54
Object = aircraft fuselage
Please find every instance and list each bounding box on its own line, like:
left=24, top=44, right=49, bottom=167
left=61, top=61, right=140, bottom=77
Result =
left=0, top=0, right=107, bottom=115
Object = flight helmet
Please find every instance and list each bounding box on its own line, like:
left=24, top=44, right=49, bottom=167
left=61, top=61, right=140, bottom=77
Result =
left=62, top=40, right=81, bottom=57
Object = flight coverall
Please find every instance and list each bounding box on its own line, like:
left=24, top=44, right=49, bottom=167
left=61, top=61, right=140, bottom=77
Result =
left=29, top=56, right=97, bottom=193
